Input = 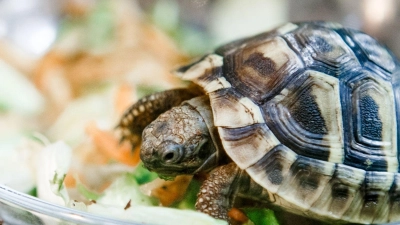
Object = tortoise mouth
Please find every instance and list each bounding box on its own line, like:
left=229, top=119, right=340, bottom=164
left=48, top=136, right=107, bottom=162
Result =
left=142, top=157, right=199, bottom=177
left=143, top=151, right=217, bottom=179
left=142, top=164, right=180, bottom=180
left=193, top=152, right=217, bottom=174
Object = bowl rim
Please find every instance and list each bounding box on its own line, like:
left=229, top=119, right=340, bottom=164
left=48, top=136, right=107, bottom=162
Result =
left=2, top=183, right=400, bottom=225
left=0, top=184, right=143, bottom=225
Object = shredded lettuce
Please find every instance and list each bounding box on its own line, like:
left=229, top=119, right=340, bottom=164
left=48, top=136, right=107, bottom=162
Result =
left=244, top=208, right=280, bottom=225
left=57, top=0, right=115, bottom=52
left=36, top=141, right=71, bottom=205
left=77, top=183, right=104, bottom=201
left=94, top=173, right=154, bottom=207
left=87, top=205, right=227, bottom=225
left=66, top=171, right=226, bottom=225
left=84, top=0, right=115, bottom=50
left=0, top=59, right=44, bottom=115
left=46, top=93, right=115, bottom=146
left=0, top=138, right=36, bottom=193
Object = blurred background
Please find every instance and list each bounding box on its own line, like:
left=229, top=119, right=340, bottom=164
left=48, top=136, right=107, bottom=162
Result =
left=0, top=0, right=399, bottom=58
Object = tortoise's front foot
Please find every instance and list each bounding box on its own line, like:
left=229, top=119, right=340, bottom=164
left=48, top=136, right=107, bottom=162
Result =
left=196, top=163, right=240, bottom=222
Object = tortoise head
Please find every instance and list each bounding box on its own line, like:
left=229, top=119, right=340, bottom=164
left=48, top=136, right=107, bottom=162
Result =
left=140, top=103, right=218, bottom=179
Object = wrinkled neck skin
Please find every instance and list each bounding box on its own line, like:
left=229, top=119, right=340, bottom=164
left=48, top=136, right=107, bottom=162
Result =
left=140, top=96, right=223, bottom=179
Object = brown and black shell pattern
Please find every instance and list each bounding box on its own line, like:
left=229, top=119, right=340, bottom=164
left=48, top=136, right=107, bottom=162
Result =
left=176, top=22, right=400, bottom=224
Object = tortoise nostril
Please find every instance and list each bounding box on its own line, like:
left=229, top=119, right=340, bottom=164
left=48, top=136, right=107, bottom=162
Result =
left=161, top=142, right=182, bottom=163
left=163, top=152, right=175, bottom=161
left=164, top=152, right=175, bottom=161
left=162, top=150, right=178, bottom=163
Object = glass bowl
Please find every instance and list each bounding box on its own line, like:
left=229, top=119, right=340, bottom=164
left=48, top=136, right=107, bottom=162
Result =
left=2, top=183, right=400, bottom=225
left=0, top=184, right=142, bottom=225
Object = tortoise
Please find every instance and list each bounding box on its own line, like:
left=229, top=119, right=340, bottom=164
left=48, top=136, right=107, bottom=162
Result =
left=118, top=21, right=400, bottom=224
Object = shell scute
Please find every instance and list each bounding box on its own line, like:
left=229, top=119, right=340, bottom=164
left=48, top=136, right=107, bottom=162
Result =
left=341, top=70, right=398, bottom=172
left=310, top=163, right=366, bottom=220
left=246, top=145, right=298, bottom=194
left=356, top=171, right=393, bottom=223
left=222, top=36, right=304, bottom=104
left=349, top=29, right=396, bottom=73
left=276, top=156, right=336, bottom=211
left=263, top=70, right=343, bottom=163
left=218, top=124, right=280, bottom=169
left=177, top=54, right=224, bottom=90
left=284, top=23, right=360, bottom=77
left=209, top=89, right=264, bottom=128
left=389, top=174, right=400, bottom=222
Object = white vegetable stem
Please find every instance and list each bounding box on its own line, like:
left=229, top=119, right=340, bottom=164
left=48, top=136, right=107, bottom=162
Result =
left=36, top=141, right=72, bottom=205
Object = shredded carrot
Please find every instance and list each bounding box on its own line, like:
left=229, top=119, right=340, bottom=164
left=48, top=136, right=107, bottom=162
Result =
left=85, top=121, right=140, bottom=166
left=146, top=175, right=192, bottom=206
left=114, top=84, right=137, bottom=116
left=97, top=180, right=113, bottom=193
left=228, top=208, right=249, bottom=224
left=33, top=51, right=65, bottom=91
left=64, top=171, right=77, bottom=188
left=80, top=144, right=110, bottom=165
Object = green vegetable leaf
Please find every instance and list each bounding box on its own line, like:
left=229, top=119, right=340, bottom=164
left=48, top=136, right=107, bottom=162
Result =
left=157, top=174, right=176, bottom=181
left=244, top=208, right=280, bottom=225
left=27, top=187, right=37, bottom=197
left=129, top=162, right=158, bottom=185
left=84, top=0, right=115, bottom=50
left=173, top=178, right=201, bottom=210
left=77, top=183, right=103, bottom=201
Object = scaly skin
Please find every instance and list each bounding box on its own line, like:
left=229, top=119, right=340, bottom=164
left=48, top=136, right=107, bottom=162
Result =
left=140, top=100, right=217, bottom=177
left=118, top=88, right=201, bottom=147
left=196, top=163, right=240, bottom=222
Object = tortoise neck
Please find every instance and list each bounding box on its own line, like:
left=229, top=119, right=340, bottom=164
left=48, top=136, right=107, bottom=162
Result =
left=183, top=96, right=225, bottom=168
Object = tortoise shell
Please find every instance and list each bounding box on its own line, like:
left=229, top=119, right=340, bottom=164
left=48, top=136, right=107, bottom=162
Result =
left=176, top=22, right=400, bottom=224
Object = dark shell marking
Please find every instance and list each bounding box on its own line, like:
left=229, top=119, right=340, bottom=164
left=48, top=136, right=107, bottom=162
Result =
left=177, top=22, right=400, bottom=223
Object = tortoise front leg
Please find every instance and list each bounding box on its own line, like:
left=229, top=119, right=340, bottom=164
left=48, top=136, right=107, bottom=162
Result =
left=196, top=163, right=241, bottom=222
left=118, top=87, right=201, bottom=147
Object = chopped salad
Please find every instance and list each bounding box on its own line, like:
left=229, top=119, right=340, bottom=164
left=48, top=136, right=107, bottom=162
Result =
left=0, top=1, right=281, bottom=225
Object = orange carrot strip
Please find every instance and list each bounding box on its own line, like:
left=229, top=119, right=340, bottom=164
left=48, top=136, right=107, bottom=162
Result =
left=85, top=122, right=140, bottom=166
left=114, top=84, right=136, bottom=116
left=147, top=175, right=192, bottom=206
left=228, top=208, right=249, bottom=224
left=64, top=171, right=77, bottom=188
